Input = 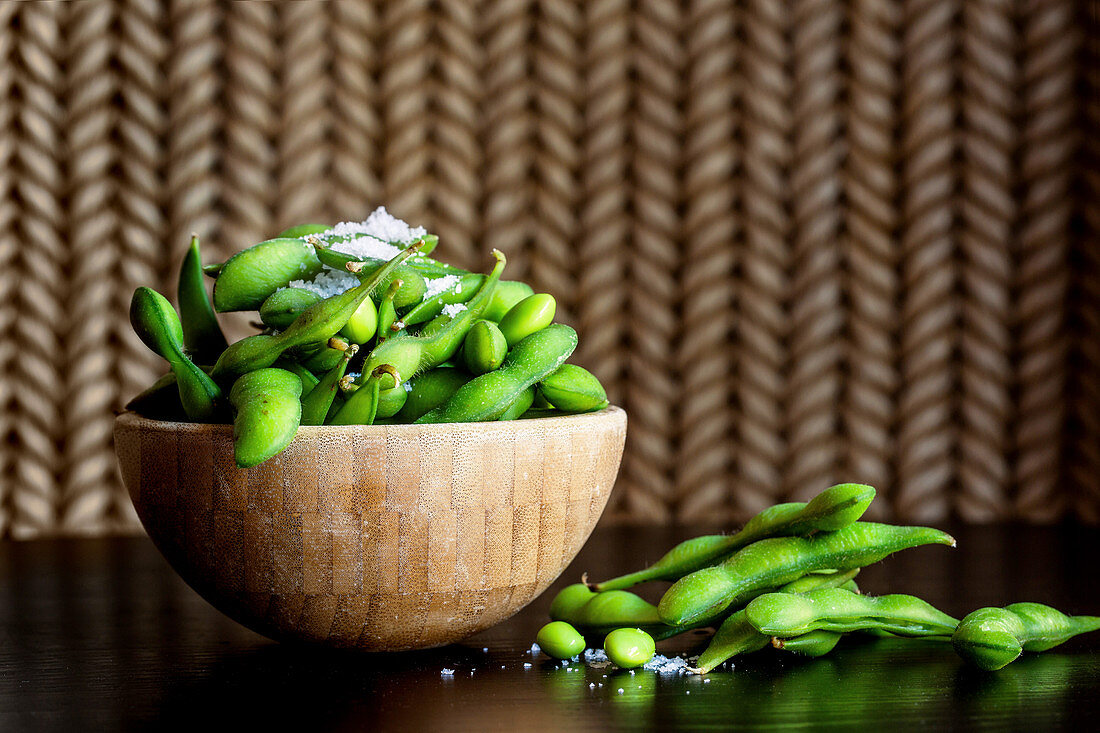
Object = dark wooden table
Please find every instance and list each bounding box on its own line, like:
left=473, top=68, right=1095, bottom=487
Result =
left=3, top=523, right=1099, bottom=731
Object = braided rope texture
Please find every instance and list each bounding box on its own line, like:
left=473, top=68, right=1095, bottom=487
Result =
left=1, top=0, right=1098, bottom=537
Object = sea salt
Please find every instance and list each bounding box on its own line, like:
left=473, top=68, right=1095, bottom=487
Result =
left=424, top=274, right=461, bottom=299
left=523, top=663, right=532, bottom=669
left=315, top=207, right=427, bottom=259
left=441, top=668, right=455, bottom=677
left=641, top=654, right=692, bottom=676
left=440, top=303, right=467, bottom=318
left=287, top=267, right=359, bottom=298
left=530, top=643, right=541, bottom=655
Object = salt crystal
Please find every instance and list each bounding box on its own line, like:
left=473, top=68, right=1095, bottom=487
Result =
left=424, top=274, right=461, bottom=299
left=523, top=663, right=532, bottom=669
left=617, top=689, right=624, bottom=695
left=318, top=207, right=427, bottom=259
left=287, top=267, right=360, bottom=299
left=530, top=643, right=541, bottom=655
left=441, top=668, right=455, bottom=677
left=440, top=303, right=468, bottom=318
left=589, top=683, right=595, bottom=690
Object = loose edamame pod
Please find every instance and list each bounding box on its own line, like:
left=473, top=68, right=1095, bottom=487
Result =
left=603, top=628, right=655, bottom=669
left=497, top=293, right=556, bottom=346
left=177, top=234, right=228, bottom=363
left=260, top=288, right=323, bottom=330
left=129, top=287, right=222, bottom=422
left=592, top=483, right=877, bottom=591
left=462, top=320, right=508, bottom=374
left=275, top=359, right=320, bottom=394
left=300, top=344, right=357, bottom=426
left=416, top=324, right=578, bottom=423
left=771, top=630, right=843, bottom=658
left=228, top=368, right=302, bottom=468
left=658, top=522, right=956, bottom=626
left=213, top=237, right=323, bottom=312
left=392, top=367, right=472, bottom=423
left=952, top=603, right=1100, bottom=671
left=538, top=364, right=608, bottom=413
left=746, top=588, right=959, bottom=639
left=211, top=240, right=423, bottom=379
left=537, top=621, right=586, bottom=660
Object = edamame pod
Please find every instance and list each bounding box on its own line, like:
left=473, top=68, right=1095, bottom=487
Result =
left=301, top=336, right=350, bottom=374
left=538, top=364, right=608, bottom=413
left=312, top=244, right=428, bottom=309
left=260, top=288, right=323, bottom=330
left=177, top=234, right=228, bottom=363
left=952, top=603, right=1100, bottom=671
left=277, top=223, right=329, bottom=238
left=275, top=359, right=320, bottom=394
left=228, top=368, right=302, bottom=467
left=300, top=344, right=357, bottom=426
left=376, top=380, right=409, bottom=419
left=392, top=367, right=472, bottom=423
left=592, top=483, right=877, bottom=591
left=211, top=241, right=423, bottom=379
left=416, top=324, right=577, bottom=423
left=462, top=320, right=507, bottom=374
left=330, top=365, right=396, bottom=425
left=483, top=280, right=535, bottom=322
left=125, top=372, right=185, bottom=419
left=374, top=279, right=402, bottom=344
left=340, top=291, right=379, bottom=344
left=746, top=588, right=959, bottom=638
left=771, top=630, right=843, bottom=658
left=213, top=237, right=323, bottom=311
left=130, top=287, right=222, bottom=422
left=498, top=386, right=535, bottom=421
left=401, top=274, right=484, bottom=326
left=497, top=293, right=556, bottom=346
left=658, top=522, right=956, bottom=627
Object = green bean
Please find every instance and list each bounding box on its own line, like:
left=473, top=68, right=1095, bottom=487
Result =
left=177, top=234, right=228, bottom=363
left=771, top=631, right=843, bottom=658
left=537, top=621, right=586, bottom=660
left=746, top=588, right=959, bottom=638
left=416, top=324, right=577, bottom=423
left=498, top=386, right=535, bottom=421
left=952, top=603, right=1100, bottom=671
left=360, top=251, right=506, bottom=388
left=229, top=368, right=302, bottom=467
left=212, top=237, right=323, bottom=312
left=591, top=483, right=877, bottom=592
left=129, top=287, right=222, bottom=422
left=462, top=320, right=508, bottom=374
left=300, top=343, right=357, bottom=426
left=260, top=287, right=323, bottom=330
left=211, top=241, right=422, bottom=379
left=497, top=293, right=556, bottom=347
left=658, top=522, right=956, bottom=627
left=603, top=628, right=655, bottom=669
left=690, top=571, right=862, bottom=674
left=538, top=364, right=608, bottom=413
left=391, top=367, right=472, bottom=423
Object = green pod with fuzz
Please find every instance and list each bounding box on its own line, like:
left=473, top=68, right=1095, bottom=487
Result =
left=228, top=368, right=302, bottom=467
left=177, top=234, right=228, bottom=364
left=277, top=223, right=330, bottom=239
left=213, top=238, right=323, bottom=312
left=312, top=246, right=428, bottom=309
left=392, top=367, right=472, bottom=423
left=130, top=287, right=222, bottom=422
left=462, top=320, right=508, bottom=375
left=771, top=630, right=844, bottom=658
left=497, top=293, right=556, bottom=346
left=538, top=364, right=608, bottom=413
left=746, top=588, right=959, bottom=639
left=483, top=280, right=536, bottom=322
left=260, top=288, right=323, bottom=330
left=498, top=386, right=535, bottom=421
left=952, top=603, right=1100, bottom=671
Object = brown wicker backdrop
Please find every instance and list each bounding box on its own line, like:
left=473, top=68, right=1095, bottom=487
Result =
left=2, top=0, right=1100, bottom=537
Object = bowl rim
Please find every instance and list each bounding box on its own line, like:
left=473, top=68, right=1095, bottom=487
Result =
left=114, top=404, right=626, bottom=435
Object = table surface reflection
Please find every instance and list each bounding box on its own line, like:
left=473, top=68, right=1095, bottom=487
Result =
left=2, top=522, right=1099, bottom=731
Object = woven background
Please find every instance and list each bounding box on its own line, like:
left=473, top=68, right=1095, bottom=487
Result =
left=2, top=0, right=1100, bottom=537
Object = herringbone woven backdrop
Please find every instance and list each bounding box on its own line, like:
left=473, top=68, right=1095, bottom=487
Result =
left=3, top=0, right=1100, bottom=537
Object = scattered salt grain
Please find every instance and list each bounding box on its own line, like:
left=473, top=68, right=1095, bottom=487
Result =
left=423, top=274, right=461, bottom=299
left=524, top=663, right=532, bottom=669
left=530, top=643, right=541, bottom=655
left=288, top=267, right=360, bottom=298
left=483, top=647, right=488, bottom=652
left=704, top=679, right=711, bottom=684
left=440, top=303, right=468, bottom=318
left=403, top=380, right=413, bottom=392
left=589, top=683, right=595, bottom=690
left=617, top=689, right=624, bottom=695
left=441, top=668, right=455, bottom=677
left=641, top=654, right=693, bottom=676
left=316, top=207, right=427, bottom=259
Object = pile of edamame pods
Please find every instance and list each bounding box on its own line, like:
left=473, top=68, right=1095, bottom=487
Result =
left=537, top=483, right=1100, bottom=673
left=127, top=208, right=609, bottom=467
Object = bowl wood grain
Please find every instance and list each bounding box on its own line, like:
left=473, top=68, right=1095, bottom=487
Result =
left=114, top=407, right=626, bottom=651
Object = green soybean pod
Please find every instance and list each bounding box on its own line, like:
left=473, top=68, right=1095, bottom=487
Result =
left=340, top=289, right=379, bottom=345
left=300, top=336, right=350, bottom=374
left=277, top=223, right=329, bottom=238
left=125, top=372, right=185, bottom=419
left=952, top=603, right=1100, bottom=671
left=374, top=279, right=402, bottom=344
left=130, top=287, right=222, bottom=422
left=401, top=274, right=483, bottom=326
left=538, top=364, right=608, bottom=413
left=537, top=621, right=586, bottom=660
left=498, top=386, right=535, bottom=421
left=592, top=483, right=877, bottom=592
left=260, top=288, right=323, bottom=330
left=329, top=366, right=396, bottom=426
left=275, top=359, right=320, bottom=394
left=603, top=628, right=656, bottom=669
left=300, top=343, right=357, bottom=426
left=312, top=246, right=427, bottom=309
left=497, top=293, right=556, bottom=347
left=483, top=280, right=535, bottom=322
left=392, top=367, right=472, bottom=423
left=462, top=320, right=507, bottom=374
left=228, top=368, right=302, bottom=468
left=213, top=237, right=323, bottom=312
left=746, top=588, right=959, bottom=638
left=416, top=324, right=578, bottom=424
left=658, top=522, right=956, bottom=627
left=177, top=234, right=228, bottom=363
left=376, top=380, right=408, bottom=419
left=771, top=631, right=843, bottom=658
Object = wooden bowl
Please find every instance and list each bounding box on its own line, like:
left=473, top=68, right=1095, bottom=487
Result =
left=114, top=407, right=626, bottom=651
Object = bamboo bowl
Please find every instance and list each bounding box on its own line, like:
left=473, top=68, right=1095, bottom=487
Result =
left=114, top=407, right=626, bottom=651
